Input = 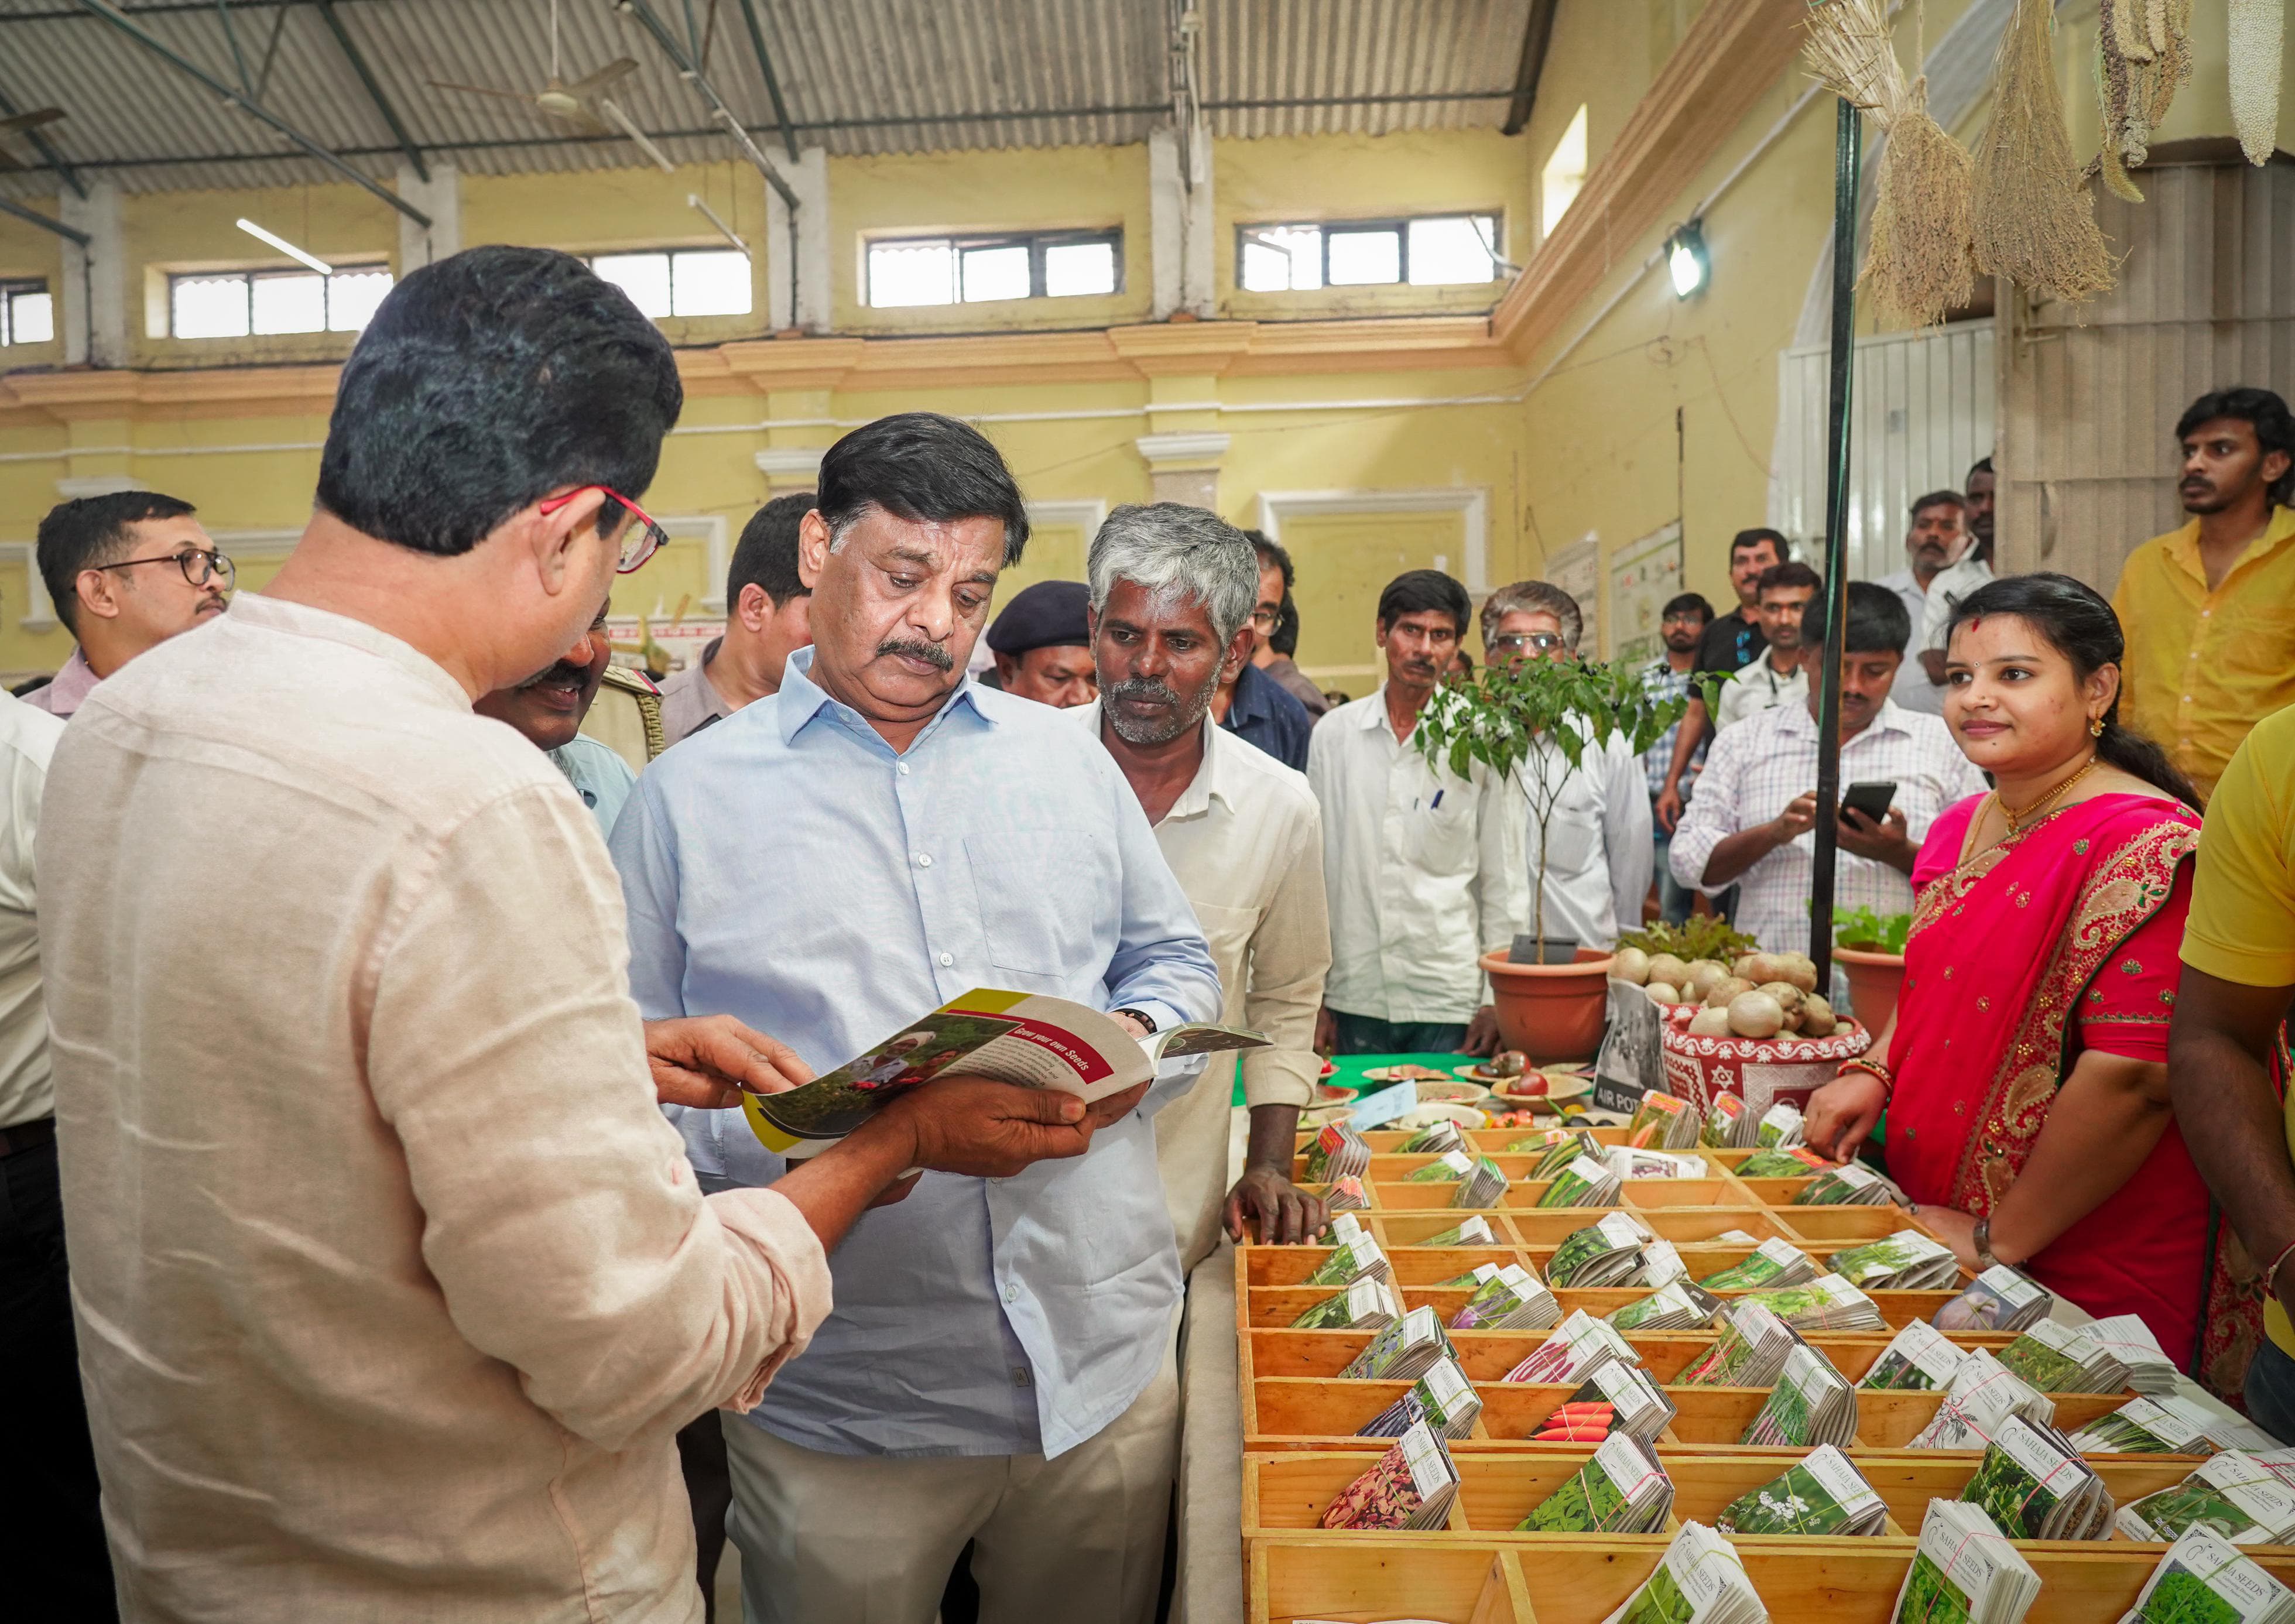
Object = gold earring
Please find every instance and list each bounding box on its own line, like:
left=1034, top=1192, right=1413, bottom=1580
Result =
left=2090, top=717, right=2105, bottom=737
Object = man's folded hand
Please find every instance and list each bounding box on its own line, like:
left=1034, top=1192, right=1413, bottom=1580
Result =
left=643, top=1015, right=815, bottom=1110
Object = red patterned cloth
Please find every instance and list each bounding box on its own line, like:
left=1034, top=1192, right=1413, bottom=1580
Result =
left=1887, top=792, right=2216, bottom=1371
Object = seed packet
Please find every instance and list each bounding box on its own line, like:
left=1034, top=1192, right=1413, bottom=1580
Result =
left=1715, top=1444, right=1887, bottom=1537
left=1317, top=1420, right=1459, bottom=1531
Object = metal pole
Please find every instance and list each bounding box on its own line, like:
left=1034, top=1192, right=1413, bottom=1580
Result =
left=618, top=0, right=800, bottom=212
left=314, top=0, right=429, bottom=183
left=1809, top=96, right=1860, bottom=989
left=74, top=0, right=429, bottom=227
left=0, top=193, right=91, bottom=245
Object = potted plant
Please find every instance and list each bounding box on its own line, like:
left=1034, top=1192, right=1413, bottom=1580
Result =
left=1833, top=905, right=1912, bottom=1034
left=1413, top=652, right=1700, bottom=1062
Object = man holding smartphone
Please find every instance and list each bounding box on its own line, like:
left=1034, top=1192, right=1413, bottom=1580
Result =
left=1669, top=583, right=1985, bottom=955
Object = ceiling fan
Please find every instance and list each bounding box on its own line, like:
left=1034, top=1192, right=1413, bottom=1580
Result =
left=0, top=107, right=66, bottom=173
left=427, top=0, right=642, bottom=142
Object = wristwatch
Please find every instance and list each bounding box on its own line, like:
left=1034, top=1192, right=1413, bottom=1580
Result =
left=1112, top=1007, right=1159, bottom=1034
left=1971, top=1218, right=2001, bottom=1270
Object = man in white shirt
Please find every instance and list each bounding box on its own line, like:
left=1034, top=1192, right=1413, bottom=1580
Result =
left=29, top=491, right=231, bottom=718
left=1461, top=580, right=1647, bottom=1054
left=1309, top=570, right=1526, bottom=1054
left=1072, top=502, right=1330, bottom=1266
left=1713, top=561, right=1821, bottom=731
left=1670, top=582, right=1987, bottom=955
left=0, top=686, right=99, bottom=1615
left=1875, top=489, right=1971, bottom=717
left=1917, top=469, right=1995, bottom=687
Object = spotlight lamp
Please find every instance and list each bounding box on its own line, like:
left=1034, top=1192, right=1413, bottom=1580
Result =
left=1666, top=220, right=1710, bottom=299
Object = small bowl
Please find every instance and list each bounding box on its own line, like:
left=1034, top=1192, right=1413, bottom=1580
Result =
left=1388, top=1102, right=1492, bottom=1133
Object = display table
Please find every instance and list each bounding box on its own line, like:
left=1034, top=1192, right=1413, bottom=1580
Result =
left=1174, top=1085, right=2272, bottom=1624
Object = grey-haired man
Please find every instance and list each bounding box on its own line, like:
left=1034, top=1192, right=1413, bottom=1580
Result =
left=1071, top=503, right=1333, bottom=1267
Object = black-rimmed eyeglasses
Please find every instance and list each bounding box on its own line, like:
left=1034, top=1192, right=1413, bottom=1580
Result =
left=91, top=548, right=236, bottom=590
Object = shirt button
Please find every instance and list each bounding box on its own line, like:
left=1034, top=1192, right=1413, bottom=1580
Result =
left=1003, top=1284, right=1019, bottom=1304
left=898, top=762, right=911, bottom=775
left=916, top=853, right=933, bottom=867
left=938, top=951, right=954, bottom=967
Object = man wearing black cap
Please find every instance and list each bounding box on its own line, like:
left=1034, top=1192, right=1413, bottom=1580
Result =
left=985, top=579, right=1098, bottom=708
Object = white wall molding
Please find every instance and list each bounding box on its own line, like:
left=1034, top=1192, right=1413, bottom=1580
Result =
left=1256, top=486, right=1491, bottom=594
left=1025, top=498, right=1110, bottom=539
left=753, top=447, right=824, bottom=491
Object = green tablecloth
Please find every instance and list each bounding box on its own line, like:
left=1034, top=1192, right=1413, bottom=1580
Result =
left=1231, top=1051, right=1468, bottom=1108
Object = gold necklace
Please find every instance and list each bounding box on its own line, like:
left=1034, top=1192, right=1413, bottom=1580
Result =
left=1993, top=755, right=2101, bottom=833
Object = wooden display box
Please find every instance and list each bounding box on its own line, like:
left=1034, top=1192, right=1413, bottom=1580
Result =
left=1248, top=1536, right=2295, bottom=1624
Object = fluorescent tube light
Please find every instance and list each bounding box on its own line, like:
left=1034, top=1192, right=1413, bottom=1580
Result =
left=236, top=218, right=333, bottom=276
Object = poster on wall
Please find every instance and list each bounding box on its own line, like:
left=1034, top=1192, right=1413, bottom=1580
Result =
left=1546, top=537, right=1602, bottom=658
left=1608, top=522, right=1684, bottom=667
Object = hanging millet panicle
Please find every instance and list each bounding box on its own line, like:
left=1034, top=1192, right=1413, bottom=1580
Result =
left=2093, top=0, right=2193, bottom=200
left=1972, top=0, right=2115, bottom=304
left=1802, top=0, right=1977, bottom=326
left=2229, top=0, right=2284, bottom=166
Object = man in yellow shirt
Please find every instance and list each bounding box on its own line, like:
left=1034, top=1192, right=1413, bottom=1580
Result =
left=2173, top=703, right=2295, bottom=1436
left=2112, top=386, right=2295, bottom=802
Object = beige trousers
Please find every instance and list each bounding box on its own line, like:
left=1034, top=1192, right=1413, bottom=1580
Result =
left=719, top=1358, right=1179, bottom=1624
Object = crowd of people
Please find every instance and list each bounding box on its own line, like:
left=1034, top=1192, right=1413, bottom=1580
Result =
left=5, top=245, right=2295, bottom=1623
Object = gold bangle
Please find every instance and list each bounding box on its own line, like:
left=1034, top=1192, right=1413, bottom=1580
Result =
left=1837, top=1056, right=1893, bottom=1096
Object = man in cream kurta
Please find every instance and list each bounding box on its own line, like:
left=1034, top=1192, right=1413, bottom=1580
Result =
left=35, top=246, right=1098, bottom=1624
left=1078, top=698, right=1329, bottom=1267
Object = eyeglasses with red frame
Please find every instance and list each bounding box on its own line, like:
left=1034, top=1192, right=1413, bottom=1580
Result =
left=537, top=486, right=669, bottom=574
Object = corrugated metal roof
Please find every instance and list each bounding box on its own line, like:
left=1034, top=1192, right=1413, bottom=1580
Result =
left=0, top=0, right=1531, bottom=200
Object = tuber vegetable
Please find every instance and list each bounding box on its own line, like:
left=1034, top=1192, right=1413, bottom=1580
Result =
left=1683, top=960, right=1728, bottom=1001
left=1646, top=953, right=1691, bottom=990
left=1773, top=953, right=1820, bottom=993
left=1613, top=946, right=1653, bottom=985
left=1704, top=977, right=1753, bottom=1009
left=1645, top=982, right=1683, bottom=1007
left=1687, top=1006, right=1734, bottom=1036
left=1800, top=995, right=1838, bottom=1037
left=1727, top=991, right=1786, bottom=1039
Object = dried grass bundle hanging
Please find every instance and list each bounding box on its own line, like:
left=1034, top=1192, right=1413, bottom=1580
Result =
left=2229, top=0, right=2285, bottom=166
left=1972, top=0, right=2115, bottom=304
left=1803, top=0, right=1976, bottom=326
left=2094, top=0, right=2194, bottom=200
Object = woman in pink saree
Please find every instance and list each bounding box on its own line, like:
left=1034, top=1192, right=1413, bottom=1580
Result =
left=1807, top=574, right=2248, bottom=1386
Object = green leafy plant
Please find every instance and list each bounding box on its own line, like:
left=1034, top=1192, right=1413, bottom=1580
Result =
left=1833, top=903, right=1913, bottom=955
left=1618, top=914, right=1760, bottom=964
left=1414, top=655, right=1708, bottom=964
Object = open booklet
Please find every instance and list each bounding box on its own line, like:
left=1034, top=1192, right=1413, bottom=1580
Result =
left=739, top=987, right=1266, bottom=1157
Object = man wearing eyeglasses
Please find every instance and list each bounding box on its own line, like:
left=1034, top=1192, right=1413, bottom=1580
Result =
left=1460, top=581, right=1651, bottom=1057
left=1209, top=547, right=1313, bottom=771
left=29, top=492, right=232, bottom=720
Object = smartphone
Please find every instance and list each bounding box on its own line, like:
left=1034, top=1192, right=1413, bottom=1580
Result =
left=1840, top=780, right=1897, bottom=824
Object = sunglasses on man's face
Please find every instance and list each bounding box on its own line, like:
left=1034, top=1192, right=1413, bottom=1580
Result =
left=1490, top=631, right=1564, bottom=653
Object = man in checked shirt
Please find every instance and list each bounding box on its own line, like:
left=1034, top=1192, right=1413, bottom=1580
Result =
left=1669, top=581, right=1985, bottom=957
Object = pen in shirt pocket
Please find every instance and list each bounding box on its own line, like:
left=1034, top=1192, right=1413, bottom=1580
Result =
left=1430, top=790, right=1445, bottom=810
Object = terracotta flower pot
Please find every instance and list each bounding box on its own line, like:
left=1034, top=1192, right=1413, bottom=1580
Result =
left=1659, top=1010, right=1872, bottom=1121
left=1479, top=947, right=1615, bottom=1065
left=1834, top=945, right=1907, bottom=1035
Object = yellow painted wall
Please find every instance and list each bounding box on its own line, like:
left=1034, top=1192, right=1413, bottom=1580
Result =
left=830, top=142, right=1153, bottom=335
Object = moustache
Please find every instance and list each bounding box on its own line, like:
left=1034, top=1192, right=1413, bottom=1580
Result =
left=515, top=661, right=590, bottom=692
left=1105, top=675, right=1182, bottom=709
left=876, top=637, right=954, bottom=672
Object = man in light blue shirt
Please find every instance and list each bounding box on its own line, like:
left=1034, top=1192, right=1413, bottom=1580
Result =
left=610, top=412, right=1220, bottom=1624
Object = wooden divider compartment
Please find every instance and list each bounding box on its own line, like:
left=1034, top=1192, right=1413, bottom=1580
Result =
left=1771, top=1205, right=1929, bottom=1243
left=1251, top=1540, right=1533, bottom=1624
left=1246, top=1451, right=2205, bottom=1547
left=1244, top=1282, right=1965, bottom=1332
left=1244, top=1244, right=1771, bottom=1290
left=1653, top=1386, right=2130, bottom=1451
left=1250, top=1536, right=2295, bottom=1624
